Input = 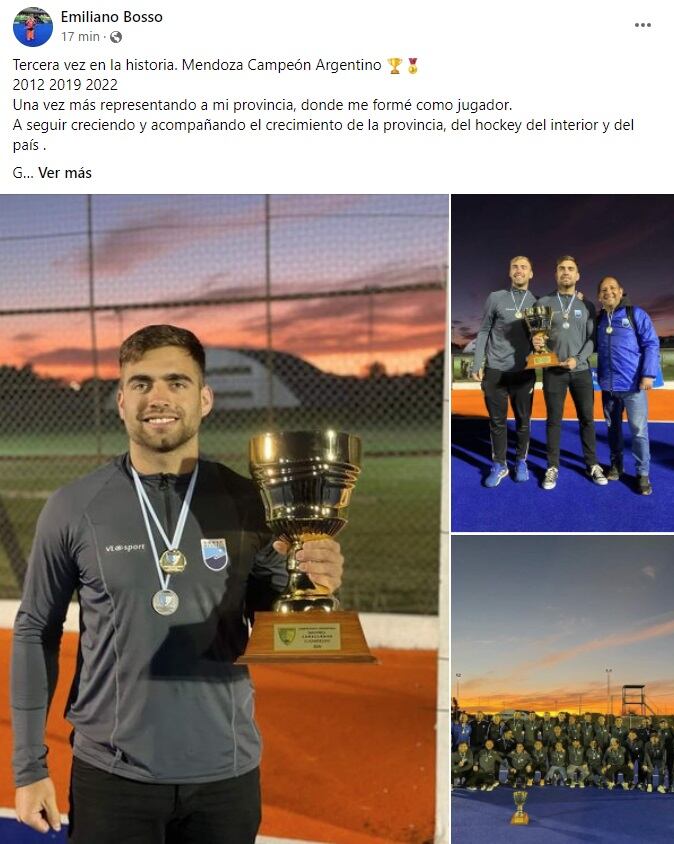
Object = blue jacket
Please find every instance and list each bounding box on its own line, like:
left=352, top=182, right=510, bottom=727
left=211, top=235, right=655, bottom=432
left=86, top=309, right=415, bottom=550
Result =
left=452, top=722, right=472, bottom=748
left=596, top=303, right=660, bottom=393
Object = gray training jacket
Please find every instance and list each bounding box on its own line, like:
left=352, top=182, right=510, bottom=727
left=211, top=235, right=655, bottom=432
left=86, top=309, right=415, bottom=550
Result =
left=535, top=292, right=595, bottom=371
left=11, top=454, right=287, bottom=787
left=471, top=288, right=537, bottom=374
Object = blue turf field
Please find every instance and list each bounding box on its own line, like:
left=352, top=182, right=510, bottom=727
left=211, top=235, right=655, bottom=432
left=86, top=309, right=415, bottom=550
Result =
left=453, top=786, right=674, bottom=843
left=451, top=419, right=674, bottom=532
left=0, top=816, right=64, bottom=842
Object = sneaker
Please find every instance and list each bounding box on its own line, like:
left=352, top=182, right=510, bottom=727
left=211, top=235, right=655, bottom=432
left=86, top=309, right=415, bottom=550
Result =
left=607, top=782, right=615, bottom=790
left=657, top=785, right=666, bottom=794
left=588, top=464, right=608, bottom=485
left=467, top=786, right=477, bottom=791
left=514, top=460, right=529, bottom=482
left=542, top=466, right=559, bottom=490
left=647, top=784, right=653, bottom=793
left=480, top=785, right=487, bottom=791
left=637, top=475, right=653, bottom=496
left=606, top=464, right=622, bottom=481
left=484, top=462, right=509, bottom=488
left=539, top=780, right=545, bottom=787
left=622, top=781, right=629, bottom=791
left=579, top=781, right=585, bottom=788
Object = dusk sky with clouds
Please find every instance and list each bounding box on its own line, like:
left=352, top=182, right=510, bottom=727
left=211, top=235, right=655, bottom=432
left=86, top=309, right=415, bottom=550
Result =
left=451, top=195, right=674, bottom=346
left=0, top=194, right=447, bottom=381
left=452, top=536, right=674, bottom=715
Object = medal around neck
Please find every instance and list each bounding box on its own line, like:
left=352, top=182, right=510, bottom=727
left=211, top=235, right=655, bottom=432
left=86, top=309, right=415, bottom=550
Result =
left=523, top=306, right=560, bottom=369
left=160, top=548, right=187, bottom=573
left=153, top=589, right=179, bottom=615
left=237, top=430, right=375, bottom=664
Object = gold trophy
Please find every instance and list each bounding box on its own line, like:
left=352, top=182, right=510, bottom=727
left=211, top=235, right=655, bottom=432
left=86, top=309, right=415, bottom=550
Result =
left=510, top=788, right=530, bottom=825
left=237, top=430, right=375, bottom=664
left=523, top=305, right=559, bottom=368
left=388, top=57, right=403, bottom=74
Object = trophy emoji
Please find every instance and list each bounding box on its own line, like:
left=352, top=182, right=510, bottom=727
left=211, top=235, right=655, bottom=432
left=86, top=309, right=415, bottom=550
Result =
left=388, top=57, right=403, bottom=74
left=523, top=305, right=559, bottom=368
left=510, top=787, right=530, bottom=825
left=237, top=430, right=375, bottom=664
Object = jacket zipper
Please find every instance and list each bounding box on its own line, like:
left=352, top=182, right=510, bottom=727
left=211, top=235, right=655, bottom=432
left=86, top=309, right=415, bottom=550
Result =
left=607, top=313, right=613, bottom=392
left=159, top=475, right=174, bottom=537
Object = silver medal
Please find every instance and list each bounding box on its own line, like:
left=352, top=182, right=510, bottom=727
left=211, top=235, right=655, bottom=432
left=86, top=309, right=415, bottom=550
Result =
left=152, top=589, right=179, bottom=615
left=160, top=548, right=187, bottom=573
left=606, top=326, right=613, bottom=334
left=562, top=321, right=570, bottom=330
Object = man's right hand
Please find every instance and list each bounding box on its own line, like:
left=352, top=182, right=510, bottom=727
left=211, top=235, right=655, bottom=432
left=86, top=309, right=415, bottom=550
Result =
left=15, top=778, right=61, bottom=833
left=471, top=368, right=484, bottom=381
left=532, top=334, right=546, bottom=351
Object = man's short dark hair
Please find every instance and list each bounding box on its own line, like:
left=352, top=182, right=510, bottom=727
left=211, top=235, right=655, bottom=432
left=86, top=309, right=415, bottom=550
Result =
left=119, top=325, right=206, bottom=377
left=556, top=255, right=579, bottom=270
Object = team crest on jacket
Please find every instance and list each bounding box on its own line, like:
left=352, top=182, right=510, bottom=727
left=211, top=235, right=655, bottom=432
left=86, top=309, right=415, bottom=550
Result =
left=201, top=538, right=229, bottom=571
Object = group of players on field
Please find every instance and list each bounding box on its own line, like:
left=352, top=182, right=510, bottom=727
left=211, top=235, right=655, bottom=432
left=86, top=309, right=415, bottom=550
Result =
left=452, top=710, right=673, bottom=793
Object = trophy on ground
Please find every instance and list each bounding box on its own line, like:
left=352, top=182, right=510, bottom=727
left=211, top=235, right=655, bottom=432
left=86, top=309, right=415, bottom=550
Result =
left=523, top=305, right=559, bottom=368
left=510, top=786, right=530, bottom=825
left=237, top=430, right=375, bottom=664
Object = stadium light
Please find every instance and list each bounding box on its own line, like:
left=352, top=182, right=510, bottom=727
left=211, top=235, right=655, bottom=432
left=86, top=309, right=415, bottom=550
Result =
left=605, top=668, right=613, bottom=716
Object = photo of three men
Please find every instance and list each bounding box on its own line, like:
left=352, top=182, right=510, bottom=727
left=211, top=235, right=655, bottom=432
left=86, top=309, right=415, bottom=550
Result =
left=451, top=194, right=674, bottom=532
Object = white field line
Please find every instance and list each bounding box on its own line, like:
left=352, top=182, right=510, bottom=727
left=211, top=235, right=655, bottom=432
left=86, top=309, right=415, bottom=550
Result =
left=0, top=602, right=438, bottom=649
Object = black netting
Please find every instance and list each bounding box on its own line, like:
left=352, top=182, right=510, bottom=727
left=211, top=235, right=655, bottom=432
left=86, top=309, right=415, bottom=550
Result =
left=0, top=194, right=447, bottom=612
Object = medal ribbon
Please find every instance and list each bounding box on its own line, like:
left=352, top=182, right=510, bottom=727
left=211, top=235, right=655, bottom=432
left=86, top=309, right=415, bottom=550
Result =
left=556, top=291, right=576, bottom=322
left=605, top=308, right=614, bottom=331
left=131, top=464, right=199, bottom=592
left=510, top=289, right=529, bottom=314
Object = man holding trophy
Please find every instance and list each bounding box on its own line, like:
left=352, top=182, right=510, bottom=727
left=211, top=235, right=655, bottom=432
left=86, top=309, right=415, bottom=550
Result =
left=471, top=256, right=537, bottom=487
left=11, top=325, right=347, bottom=843
left=533, top=256, right=608, bottom=490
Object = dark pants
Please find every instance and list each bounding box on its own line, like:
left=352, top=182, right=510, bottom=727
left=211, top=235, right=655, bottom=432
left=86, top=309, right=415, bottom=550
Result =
left=604, top=764, right=632, bottom=784
left=68, top=757, right=261, bottom=844
left=466, top=769, right=496, bottom=787
left=542, top=367, right=597, bottom=468
left=482, top=367, right=536, bottom=463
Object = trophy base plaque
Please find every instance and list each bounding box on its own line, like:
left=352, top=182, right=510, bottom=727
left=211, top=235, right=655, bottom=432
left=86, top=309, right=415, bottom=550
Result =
left=526, top=351, right=560, bottom=369
left=236, top=611, right=377, bottom=664
left=510, top=812, right=530, bottom=825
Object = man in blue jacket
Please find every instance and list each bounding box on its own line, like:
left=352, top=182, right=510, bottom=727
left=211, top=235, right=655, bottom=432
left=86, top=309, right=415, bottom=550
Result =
left=596, top=276, right=660, bottom=495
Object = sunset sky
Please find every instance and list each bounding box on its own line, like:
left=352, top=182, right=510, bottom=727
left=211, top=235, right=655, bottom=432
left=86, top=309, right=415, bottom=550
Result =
left=451, top=194, right=674, bottom=345
left=0, top=194, right=448, bottom=381
left=452, top=536, right=674, bottom=715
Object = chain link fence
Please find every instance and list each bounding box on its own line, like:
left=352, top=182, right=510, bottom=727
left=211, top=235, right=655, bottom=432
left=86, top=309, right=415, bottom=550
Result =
left=0, top=194, right=447, bottom=613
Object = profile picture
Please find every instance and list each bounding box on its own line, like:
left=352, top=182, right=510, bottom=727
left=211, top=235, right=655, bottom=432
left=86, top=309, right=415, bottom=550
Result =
left=13, top=7, right=52, bottom=46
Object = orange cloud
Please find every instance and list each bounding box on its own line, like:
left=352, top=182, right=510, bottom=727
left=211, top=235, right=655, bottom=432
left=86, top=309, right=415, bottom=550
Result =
left=517, top=617, right=674, bottom=675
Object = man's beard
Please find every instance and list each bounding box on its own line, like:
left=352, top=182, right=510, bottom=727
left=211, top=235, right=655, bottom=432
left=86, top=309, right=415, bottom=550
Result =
left=129, top=419, right=198, bottom=454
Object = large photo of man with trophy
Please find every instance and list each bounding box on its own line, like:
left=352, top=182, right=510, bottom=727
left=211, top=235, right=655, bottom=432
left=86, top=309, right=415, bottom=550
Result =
left=0, top=194, right=447, bottom=844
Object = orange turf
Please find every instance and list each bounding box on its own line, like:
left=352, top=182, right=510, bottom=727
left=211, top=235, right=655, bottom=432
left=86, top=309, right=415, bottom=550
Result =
left=0, top=631, right=436, bottom=844
left=452, top=388, right=674, bottom=421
